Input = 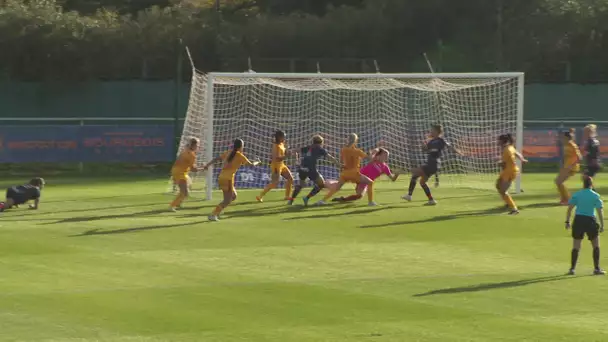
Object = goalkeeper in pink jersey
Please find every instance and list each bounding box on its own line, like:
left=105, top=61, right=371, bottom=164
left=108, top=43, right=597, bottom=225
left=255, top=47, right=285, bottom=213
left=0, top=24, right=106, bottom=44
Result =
left=332, top=148, right=400, bottom=206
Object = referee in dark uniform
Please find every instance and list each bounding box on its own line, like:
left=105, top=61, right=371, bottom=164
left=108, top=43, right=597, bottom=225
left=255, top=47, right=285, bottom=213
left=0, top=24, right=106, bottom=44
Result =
left=565, top=176, right=605, bottom=275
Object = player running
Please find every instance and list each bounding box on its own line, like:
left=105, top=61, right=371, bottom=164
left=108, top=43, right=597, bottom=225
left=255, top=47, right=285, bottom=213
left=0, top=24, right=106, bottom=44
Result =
left=256, top=130, right=296, bottom=202
left=556, top=129, right=582, bottom=204
left=565, top=176, right=605, bottom=275
left=170, top=138, right=199, bottom=212
left=496, top=134, right=527, bottom=215
left=316, top=133, right=373, bottom=205
left=402, top=124, right=460, bottom=205
left=0, top=177, right=45, bottom=212
left=203, top=139, right=261, bottom=221
left=583, top=124, right=601, bottom=178
left=289, top=135, right=339, bottom=206
left=332, top=148, right=400, bottom=205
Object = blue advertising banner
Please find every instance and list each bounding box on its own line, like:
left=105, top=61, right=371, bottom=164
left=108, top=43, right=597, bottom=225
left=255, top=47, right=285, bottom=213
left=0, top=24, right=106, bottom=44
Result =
left=0, top=125, right=174, bottom=163
left=213, top=165, right=341, bottom=189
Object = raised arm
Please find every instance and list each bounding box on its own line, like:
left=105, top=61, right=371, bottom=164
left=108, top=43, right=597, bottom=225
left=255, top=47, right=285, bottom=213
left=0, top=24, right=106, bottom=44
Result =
left=326, top=153, right=341, bottom=168
left=515, top=150, right=528, bottom=163
left=242, top=155, right=261, bottom=167
left=202, top=156, right=223, bottom=170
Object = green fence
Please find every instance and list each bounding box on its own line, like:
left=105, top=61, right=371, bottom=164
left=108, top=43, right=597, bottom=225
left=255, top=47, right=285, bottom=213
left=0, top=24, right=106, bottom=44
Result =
left=2, top=82, right=608, bottom=121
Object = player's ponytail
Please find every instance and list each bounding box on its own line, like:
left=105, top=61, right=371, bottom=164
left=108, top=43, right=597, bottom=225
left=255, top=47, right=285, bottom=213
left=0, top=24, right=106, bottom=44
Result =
left=564, top=128, right=575, bottom=140
left=274, top=130, right=285, bottom=144
left=188, top=138, right=199, bottom=150
left=498, top=134, right=513, bottom=145
left=228, top=139, right=243, bottom=162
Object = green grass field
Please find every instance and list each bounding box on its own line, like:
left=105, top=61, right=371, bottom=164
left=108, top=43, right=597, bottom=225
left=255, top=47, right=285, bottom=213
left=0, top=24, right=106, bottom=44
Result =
left=2, top=174, right=608, bottom=341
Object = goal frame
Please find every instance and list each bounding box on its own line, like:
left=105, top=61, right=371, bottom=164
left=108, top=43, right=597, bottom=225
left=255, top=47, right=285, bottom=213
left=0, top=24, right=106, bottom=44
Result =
left=202, top=72, right=525, bottom=200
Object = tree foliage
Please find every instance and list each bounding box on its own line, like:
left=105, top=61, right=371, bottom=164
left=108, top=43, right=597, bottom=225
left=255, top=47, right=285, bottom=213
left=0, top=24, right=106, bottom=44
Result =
left=2, top=0, right=608, bottom=81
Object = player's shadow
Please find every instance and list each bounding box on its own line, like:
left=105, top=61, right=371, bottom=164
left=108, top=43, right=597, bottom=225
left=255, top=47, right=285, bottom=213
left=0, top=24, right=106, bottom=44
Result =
left=70, top=220, right=210, bottom=237
left=359, top=207, right=507, bottom=229
left=44, top=208, right=171, bottom=224
left=414, top=274, right=580, bottom=297
left=519, top=202, right=563, bottom=210
left=283, top=206, right=395, bottom=221
left=178, top=203, right=339, bottom=219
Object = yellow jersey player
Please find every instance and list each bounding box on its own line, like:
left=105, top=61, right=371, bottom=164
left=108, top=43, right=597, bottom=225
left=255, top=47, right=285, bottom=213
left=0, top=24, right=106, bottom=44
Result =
left=497, top=134, right=527, bottom=215
left=170, top=138, right=199, bottom=211
left=256, top=130, right=296, bottom=202
left=316, top=133, right=373, bottom=205
left=556, top=129, right=582, bottom=205
left=203, top=139, right=261, bottom=222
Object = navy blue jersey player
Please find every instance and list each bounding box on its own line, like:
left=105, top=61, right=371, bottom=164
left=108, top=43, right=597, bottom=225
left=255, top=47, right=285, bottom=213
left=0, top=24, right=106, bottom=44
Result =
left=403, top=124, right=461, bottom=205
left=288, top=135, right=339, bottom=206
left=0, top=177, right=45, bottom=212
left=584, top=124, right=601, bottom=177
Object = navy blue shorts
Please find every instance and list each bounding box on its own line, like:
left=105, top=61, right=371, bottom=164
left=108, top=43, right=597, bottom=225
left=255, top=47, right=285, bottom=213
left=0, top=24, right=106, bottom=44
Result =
left=6, top=187, right=26, bottom=205
left=421, top=164, right=438, bottom=177
left=298, top=168, right=321, bottom=183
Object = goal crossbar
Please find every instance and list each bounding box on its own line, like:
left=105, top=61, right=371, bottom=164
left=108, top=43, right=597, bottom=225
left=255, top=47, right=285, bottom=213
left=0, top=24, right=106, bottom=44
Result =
left=209, top=72, right=525, bottom=79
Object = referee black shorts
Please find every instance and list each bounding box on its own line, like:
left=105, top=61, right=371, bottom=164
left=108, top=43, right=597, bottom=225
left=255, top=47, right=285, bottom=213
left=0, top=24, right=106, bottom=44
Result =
left=572, top=215, right=600, bottom=240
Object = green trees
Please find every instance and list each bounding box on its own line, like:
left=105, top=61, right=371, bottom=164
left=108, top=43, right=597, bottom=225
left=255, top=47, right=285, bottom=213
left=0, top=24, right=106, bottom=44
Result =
left=1, top=0, right=608, bottom=81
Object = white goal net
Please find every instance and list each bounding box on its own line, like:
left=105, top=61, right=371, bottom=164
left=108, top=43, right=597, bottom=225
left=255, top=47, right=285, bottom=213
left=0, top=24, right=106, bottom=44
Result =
left=175, top=71, right=524, bottom=200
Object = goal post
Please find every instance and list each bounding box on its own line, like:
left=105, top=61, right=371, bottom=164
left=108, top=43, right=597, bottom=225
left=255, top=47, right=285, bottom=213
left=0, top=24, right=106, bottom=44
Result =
left=178, top=71, right=525, bottom=200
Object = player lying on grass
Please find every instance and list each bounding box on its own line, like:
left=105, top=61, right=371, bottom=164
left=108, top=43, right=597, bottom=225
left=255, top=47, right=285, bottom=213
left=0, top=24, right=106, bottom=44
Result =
left=203, top=139, right=261, bottom=221
left=556, top=129, right=582, bottom=205
left=583, top=124, right=601, bottom=178
left=0, top=177, right=45, bottom=212
left=257, top=130, right=297, bottom=203
left=402, top=124, right=461, bottom=205
left=288, top=134, right=340, bottom=206
left=316, top=133, right=373, bottom=206
left=332, top=148, right=400, bottom=205
left=170, top=138, right=199, bottom=212
left=497, top=133, right=527, bottom=215
left=565, top=176, right=605, bottom=275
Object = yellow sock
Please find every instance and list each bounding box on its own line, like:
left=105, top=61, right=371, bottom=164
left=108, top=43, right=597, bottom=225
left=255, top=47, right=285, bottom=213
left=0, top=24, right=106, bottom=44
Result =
left=212, top=205, right=223, bottom=216
left=502, top=194, right=517, bottom=210
left=367, top=183, right=374, bottom=203
left=285, top=180, right=293, bottom=198
left=557, top=184, right=570, bottom=201
left=170, top=193, right=185, bottom=207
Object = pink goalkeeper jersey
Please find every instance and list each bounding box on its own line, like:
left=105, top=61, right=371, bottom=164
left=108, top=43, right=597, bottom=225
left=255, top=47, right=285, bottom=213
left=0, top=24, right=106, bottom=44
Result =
left=360, top=162, right=391, bottom=180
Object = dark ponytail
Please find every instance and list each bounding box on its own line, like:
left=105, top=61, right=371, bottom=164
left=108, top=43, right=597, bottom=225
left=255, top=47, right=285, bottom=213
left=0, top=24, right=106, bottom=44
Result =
left=228, top=139, right=243, bottom=162
left=274, top=130, right=285, bottom=144
left=498, top=133, right=514, bottom=145
left=564, top=128, right=575, bottom=140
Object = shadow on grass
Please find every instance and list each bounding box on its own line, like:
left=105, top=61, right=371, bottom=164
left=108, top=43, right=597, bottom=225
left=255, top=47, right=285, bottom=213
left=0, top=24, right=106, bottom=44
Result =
left=283, top=206, right=396, bottom=221
left=359, top=207, right=507, bottom=228
left=519, top=202, right=563, bottom=210
left=414, top=275, right=582, bottom=297
left=71, top=220, right=210, bottom=236
left=44, top=208, right=171, bottom=225
left=178, top=203, right=340, bottom=219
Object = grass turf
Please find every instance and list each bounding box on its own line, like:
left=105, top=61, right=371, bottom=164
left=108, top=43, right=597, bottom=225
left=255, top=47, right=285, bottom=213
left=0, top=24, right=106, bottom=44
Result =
left=1, top=173, right=607, bottom=341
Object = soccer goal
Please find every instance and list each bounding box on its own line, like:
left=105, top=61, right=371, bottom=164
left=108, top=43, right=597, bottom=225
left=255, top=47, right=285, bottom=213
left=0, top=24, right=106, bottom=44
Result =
left=176, top=70, right=525, bottom=200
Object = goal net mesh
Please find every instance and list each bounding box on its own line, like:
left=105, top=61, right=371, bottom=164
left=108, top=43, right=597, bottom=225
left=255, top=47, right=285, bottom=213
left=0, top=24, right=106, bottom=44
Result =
left=175, top=71, right=521, bottom=197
